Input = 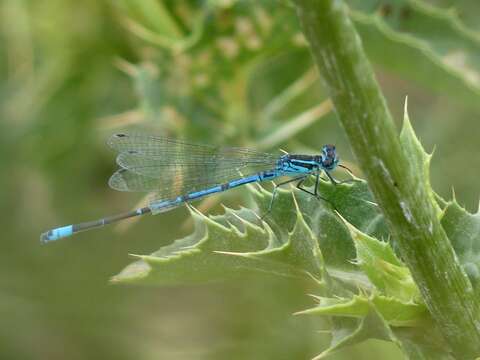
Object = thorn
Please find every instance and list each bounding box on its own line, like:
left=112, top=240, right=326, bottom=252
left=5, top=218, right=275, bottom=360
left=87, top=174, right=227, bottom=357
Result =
left=291, top=191, right=304, bottom=223
left=306, top=293, right=322, bottom=302
left=363, top=199, right=379, bottom=207
left=451, top=186, right=457, bottom=202
left=293, top=308, right=313, bottom=316
left=213, top=250, right=248, bottom=257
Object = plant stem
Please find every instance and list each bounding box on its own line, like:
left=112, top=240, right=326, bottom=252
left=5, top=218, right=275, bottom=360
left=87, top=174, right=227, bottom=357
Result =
left=293, top=0, right=480, bottom=357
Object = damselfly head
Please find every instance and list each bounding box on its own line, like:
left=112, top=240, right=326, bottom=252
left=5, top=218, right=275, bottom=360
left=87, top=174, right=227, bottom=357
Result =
left=321, top=144, right=339, bottom=170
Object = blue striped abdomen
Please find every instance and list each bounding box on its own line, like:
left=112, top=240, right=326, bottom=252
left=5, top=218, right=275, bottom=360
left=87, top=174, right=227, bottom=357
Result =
left=149, top=170, right=280, bottom=214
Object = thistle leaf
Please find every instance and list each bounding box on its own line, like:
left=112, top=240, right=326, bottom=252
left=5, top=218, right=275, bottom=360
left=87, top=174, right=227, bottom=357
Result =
left=400, top=99, right=441, bottom=217
left=441, top=200, right=480, bottom=296
left=348, top=0, right=480, bottom=107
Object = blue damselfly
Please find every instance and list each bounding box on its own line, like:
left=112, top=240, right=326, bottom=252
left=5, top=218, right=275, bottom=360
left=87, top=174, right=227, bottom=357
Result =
left=41, top=133, right=351, bottom=243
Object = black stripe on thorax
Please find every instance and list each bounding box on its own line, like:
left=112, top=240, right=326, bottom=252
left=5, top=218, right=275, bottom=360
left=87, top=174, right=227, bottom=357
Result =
left=289, top=154, right=315, bottom=161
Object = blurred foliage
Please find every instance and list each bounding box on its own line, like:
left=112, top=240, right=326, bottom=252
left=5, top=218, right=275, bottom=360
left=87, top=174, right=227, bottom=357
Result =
left=1, top=0, right=479, bottom=359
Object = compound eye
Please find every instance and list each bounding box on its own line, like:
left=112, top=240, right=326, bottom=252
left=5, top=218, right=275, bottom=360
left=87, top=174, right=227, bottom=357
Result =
left=323, top=144, right=335, bottom=153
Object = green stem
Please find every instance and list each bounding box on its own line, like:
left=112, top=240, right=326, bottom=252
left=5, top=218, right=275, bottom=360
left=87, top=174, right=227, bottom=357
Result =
left=294, top=0, right=480, bottom=357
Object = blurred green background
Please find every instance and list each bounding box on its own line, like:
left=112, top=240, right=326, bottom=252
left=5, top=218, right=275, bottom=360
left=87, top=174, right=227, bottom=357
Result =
left=1, top=0, right=479, bottom=359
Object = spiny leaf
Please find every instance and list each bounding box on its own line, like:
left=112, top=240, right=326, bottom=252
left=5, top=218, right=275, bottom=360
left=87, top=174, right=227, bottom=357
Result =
left=342, top=216, right=421, bottom=303
left=307, top=301, right=402, bottom=359
left=113, top=178, right=385, bottom=286
left=400, top=99, right=441, bottom=218
left=112, top=207, right=274, bottom=284
left=394, top=329, right=454, bottom=360
left=219, top=201, right=326, bottom=282
left=348, top=0, right=480, bottom=107
left=297, top=294, right=428, bottom=327
left=299, top=294, right=448, bottom=359
left=252, top=179, right=387, bottom=270
left=441, top=200, right=480, bottom=296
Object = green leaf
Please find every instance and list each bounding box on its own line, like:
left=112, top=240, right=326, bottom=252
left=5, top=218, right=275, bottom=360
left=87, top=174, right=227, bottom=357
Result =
left=297, top=293, right=428, bottom=328
left=303, top=301, right=402, bottom=359
left=112, top=174, right=445, bottom=353
left=113, top=178, right=384, bottom=284
left=217, top=209, right=327, bottom=282
left=252, top=180, right=385, bottom=271
left=112, top=206, right=273, bottom=285
left=297, top=294, right=449, bottom=359
left=343, top=218, right=422, bottom=303
left=400, top=99, right=441, bottom=218
left=112, top=170, right=455, bottom=357
left=441, top=200, right=480, bottom=295
left=347, top=0, right=480, bottom=107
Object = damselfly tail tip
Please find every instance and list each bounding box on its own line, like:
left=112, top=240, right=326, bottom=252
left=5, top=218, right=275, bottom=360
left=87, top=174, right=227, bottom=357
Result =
left=40, top=225, right=73, bottom=244
left=40, top=231, right=53, bottom=244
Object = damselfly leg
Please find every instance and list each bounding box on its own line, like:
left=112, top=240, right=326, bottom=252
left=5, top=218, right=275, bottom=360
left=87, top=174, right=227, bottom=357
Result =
left=325, top=164, right=360, bottom=185
left=295, top=172, right=336, bottom=208
left=261, top=170, right=336, bottom=220
left=262, top=175, right=307, bottom=219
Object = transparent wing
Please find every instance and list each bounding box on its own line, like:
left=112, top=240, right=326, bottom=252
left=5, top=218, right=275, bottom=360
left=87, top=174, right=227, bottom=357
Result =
left=108, top=133, right=275, bottom=161
left=108, top=133, right=278, bottom=200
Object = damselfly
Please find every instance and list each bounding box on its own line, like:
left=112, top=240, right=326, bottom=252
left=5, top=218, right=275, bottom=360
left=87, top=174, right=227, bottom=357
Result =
left=41, top=133, right=351, bottom=243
